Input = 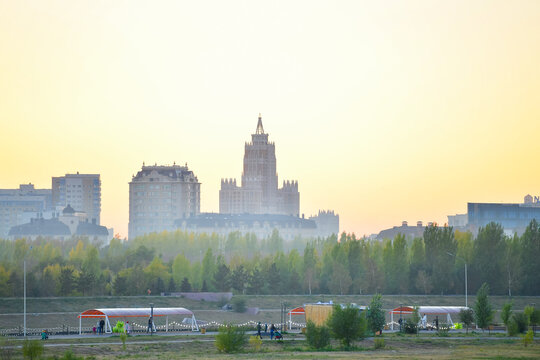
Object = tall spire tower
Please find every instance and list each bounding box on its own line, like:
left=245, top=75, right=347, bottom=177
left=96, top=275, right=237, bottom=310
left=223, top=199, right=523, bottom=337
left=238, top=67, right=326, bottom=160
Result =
left=219, top=114, right=299, bottom=216
left=256, top=113, right=265, bottom=134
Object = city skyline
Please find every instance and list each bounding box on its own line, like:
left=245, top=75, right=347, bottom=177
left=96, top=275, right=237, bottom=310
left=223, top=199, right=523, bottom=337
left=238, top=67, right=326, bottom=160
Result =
left=1, top=1, right=540, bottom=238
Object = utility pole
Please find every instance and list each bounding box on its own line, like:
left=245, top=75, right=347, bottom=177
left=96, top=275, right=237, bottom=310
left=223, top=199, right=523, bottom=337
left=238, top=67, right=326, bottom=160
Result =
left=23, top=259, right=26, bottom=338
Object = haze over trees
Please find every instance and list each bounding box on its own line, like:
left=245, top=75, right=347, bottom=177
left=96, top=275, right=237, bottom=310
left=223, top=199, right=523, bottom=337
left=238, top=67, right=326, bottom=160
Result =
left=0, top=220, right=539, bottom=297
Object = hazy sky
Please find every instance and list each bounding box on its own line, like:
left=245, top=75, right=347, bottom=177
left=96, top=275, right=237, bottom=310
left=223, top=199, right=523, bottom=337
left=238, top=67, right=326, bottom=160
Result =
left=1, top=0, right=539, bottom=238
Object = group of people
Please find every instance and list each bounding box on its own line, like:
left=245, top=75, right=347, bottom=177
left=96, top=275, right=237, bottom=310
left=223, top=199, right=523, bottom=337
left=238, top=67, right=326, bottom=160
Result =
left=256, top=322, right=282, bottom=340
left=92, top=319, right=106, bottom=335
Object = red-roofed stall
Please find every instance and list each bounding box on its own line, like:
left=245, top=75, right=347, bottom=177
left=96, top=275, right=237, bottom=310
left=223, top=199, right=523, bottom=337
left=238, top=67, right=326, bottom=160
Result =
left=78, top=307, right=197, bottom=334
left=287, top=306, right=305, bottom=329
left=389, top=306, right=469, bottom=330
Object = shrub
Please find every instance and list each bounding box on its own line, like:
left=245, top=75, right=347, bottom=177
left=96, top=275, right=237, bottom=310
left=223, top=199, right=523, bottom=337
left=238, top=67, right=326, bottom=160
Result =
left=522, top=330, right=533, bottom=347
left=305, top=321, right=331, bottom=350
left=327, top=304, right=367, bottom=348
left=120, top=333, right=128, bottom=350
left=366, top=294, right=386, bottom=335
left=248, top=336, right=262, bottom=352
left=459, top=308, right=474, bottom=334
left=0, top=337, right=15, bottom=360
left=22, top=340, right=43, bottom=360
left=232, top=297, right=247, bottom=313
left=403, top=318, right=418, bottom=334
left=436, top=324, right=450, bottom=337
left=510, top=312, right=529, bottom=334
left=62, top=349, right=84, bottom=360
left=215, top=325, right=247, bottom=353
left=373, top=338, right=385, bottom=349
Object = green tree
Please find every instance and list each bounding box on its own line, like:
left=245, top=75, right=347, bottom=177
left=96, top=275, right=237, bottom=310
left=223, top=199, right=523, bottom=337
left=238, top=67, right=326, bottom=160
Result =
left=303, top=243, right=319, bottom=294
left=180, top=277, right=192, bottom=292
left=346, top=239, right=364, bottom=294
left=201, top=248, right=217, bottom=291
left=501, top=302, right=513, bottom=335
left=473, top=222, right=507, bottom=294
left=327, top=305, right=367, bottom=348
left=267, top=263, right=281, bottom=294
left=409, top=237, right=425, bottom=294
left=366, top=294, right=386, bottom=335
left=305, top=321, right=331, bottom=349
left=214, top=263, right=231, bottom=292
left=329, top=262, right=352, bottom=295
left=505, top=235, right=521, bottom=296
left=459, top=308, right=474, bottom=334
left=113, top=272, right=129, bottom=295
left=59, top=265, right=77, bottom=296
left=423, top=225, right=457, bottom=294
left=231, top=265, right=248, bottom=294
left=520, top=220, right=540, bottom=295
left=474, top=282, right=494, bottom=332
left=172, top=253, right=191, bottom=287
left=247, top=267, right=264, bottom=295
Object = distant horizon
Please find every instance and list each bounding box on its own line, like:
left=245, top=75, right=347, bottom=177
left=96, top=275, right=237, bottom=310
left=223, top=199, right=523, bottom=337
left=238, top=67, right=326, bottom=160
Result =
left=1, top=1, right=539, bottom=238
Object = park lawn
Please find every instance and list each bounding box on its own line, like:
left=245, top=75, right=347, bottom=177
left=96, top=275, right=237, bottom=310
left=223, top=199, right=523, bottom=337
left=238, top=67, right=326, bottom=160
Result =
left=3, top=334, right=539, bottom=359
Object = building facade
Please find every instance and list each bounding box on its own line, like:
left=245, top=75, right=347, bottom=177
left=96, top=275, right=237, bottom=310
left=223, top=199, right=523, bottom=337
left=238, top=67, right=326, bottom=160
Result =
left=467, top=197, right=540, bottom=236
left=129, top=164, right=200, bottom=239
left=0, top=184, right=52, bottom=238
left=309, top=210, right=340, bottom=238
left=52, top=173, right=101, bottom=224
left=176, top=213, right=316, bottom=240
left=219, top=114, right=300, bottom=216
left=9, top=205, right=111, bottom=243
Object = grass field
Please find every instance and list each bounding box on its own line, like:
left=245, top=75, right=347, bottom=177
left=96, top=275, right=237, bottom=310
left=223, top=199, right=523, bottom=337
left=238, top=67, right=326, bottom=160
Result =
left=1, top=333, right=539, bottom=359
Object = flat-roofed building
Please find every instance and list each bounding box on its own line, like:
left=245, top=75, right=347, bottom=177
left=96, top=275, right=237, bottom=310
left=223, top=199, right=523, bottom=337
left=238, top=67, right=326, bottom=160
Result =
left=52, top=173, right=101, bottom=224
left=0, top=184, right=52, bottom=237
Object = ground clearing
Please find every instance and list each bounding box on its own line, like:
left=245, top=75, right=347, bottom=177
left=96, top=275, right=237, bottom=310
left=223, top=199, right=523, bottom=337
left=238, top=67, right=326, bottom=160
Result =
left=1, top=334, right=539, bottom=359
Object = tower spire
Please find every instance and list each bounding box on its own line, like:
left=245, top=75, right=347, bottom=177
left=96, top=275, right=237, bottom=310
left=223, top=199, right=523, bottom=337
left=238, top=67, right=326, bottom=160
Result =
left=256, top=113, right=265, bottom=134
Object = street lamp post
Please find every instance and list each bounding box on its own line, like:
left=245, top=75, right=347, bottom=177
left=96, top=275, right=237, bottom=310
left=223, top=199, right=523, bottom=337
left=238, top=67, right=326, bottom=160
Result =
left=447, top=252, right=468, bottom=308
left=150, top=303, right=154, bottom=335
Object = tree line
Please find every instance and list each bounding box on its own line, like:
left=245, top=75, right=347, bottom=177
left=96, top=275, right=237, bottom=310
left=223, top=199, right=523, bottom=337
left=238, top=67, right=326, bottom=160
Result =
left=0, top=220, right=538, bottom=297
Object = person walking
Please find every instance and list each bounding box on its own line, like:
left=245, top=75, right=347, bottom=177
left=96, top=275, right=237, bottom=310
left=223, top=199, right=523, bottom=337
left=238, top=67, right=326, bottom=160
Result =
left=147, top=317, right=153, bottom=333
left=435, top=316, right=439, bottom=331
left=270, top=324, right=276, bottom=340
left=257, top=322, right=262, bottom=339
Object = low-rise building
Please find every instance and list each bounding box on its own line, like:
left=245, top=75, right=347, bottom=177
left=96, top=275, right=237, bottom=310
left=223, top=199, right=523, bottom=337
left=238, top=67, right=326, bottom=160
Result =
left=176, top=211, right=338, bottom=240
left=8, top=205, right=111, bottom=243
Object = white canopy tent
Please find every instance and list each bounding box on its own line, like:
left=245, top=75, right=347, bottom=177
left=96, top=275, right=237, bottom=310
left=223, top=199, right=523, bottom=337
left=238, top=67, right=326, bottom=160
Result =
left=78, top=307, right=198, bottom=334
left=389, top=306, right=469, bottom=330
